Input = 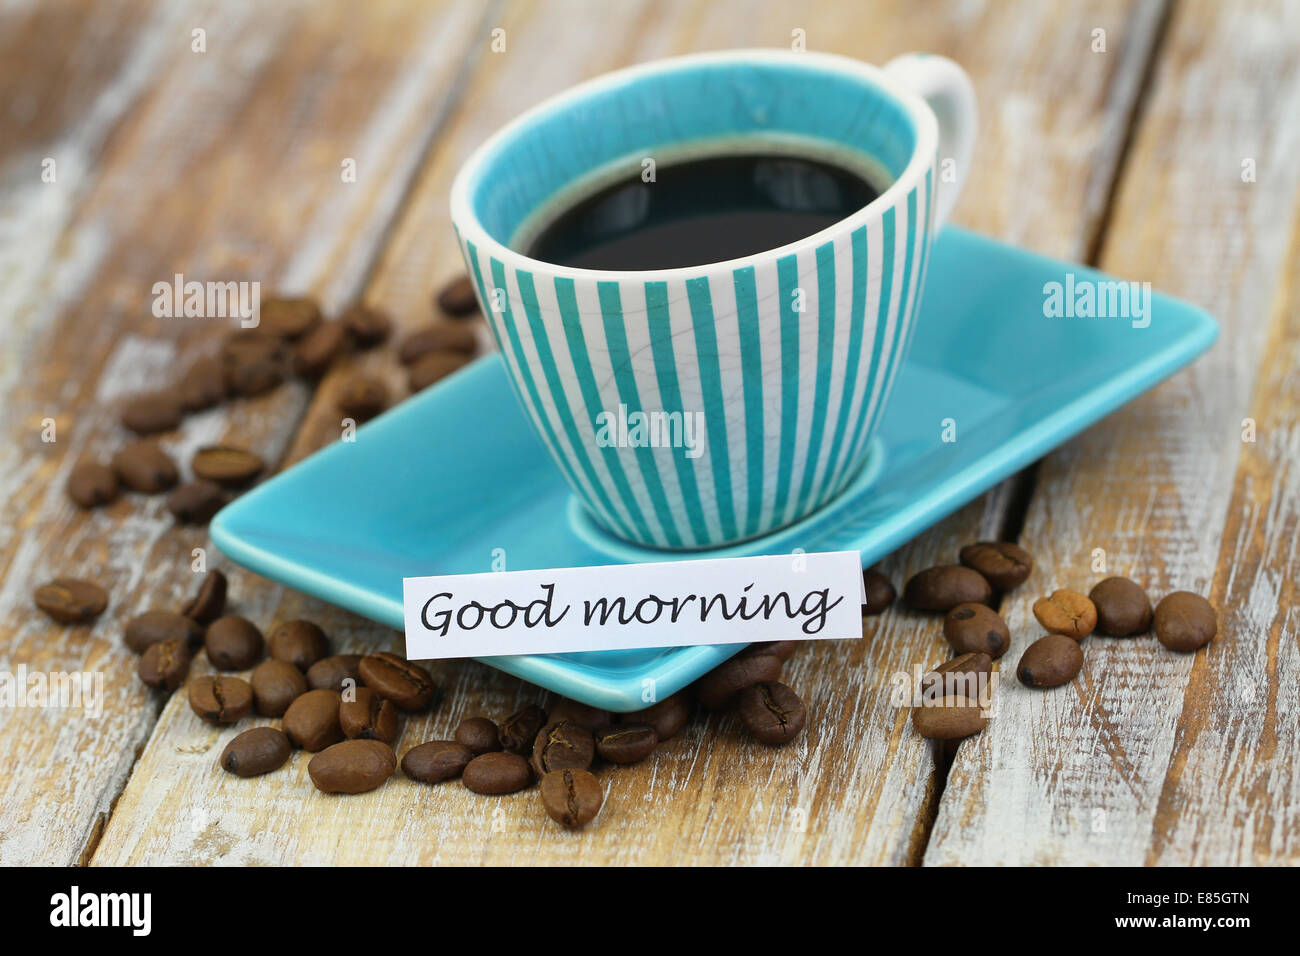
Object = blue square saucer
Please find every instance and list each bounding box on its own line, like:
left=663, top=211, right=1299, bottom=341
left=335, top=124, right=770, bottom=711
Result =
left=211, top=227, right=1216, bottom=710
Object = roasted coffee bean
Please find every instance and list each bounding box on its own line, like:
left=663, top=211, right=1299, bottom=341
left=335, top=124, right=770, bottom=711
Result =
left=192, top=445, right=264, bottom=486
left=920, top=652, right=993, bottom=700
left=739, top=640, right=799, bottom=661
left=408, top=351, right=469, bottom=392
left=336, top=374, right=388, bottom=422
left=463, top=751, right=532, bottom=794
left=1032, top=589, right=1097, bottom=639
left=165, top=479, right=228, bottom=524
left=1017, top=634, right=1084, bottom=688
left=912, top=695, right=987, bottom=740
left=862, top=569, right=896, bottom=615
left=532, top=720, right=595, bottom=774
left=620, top=692, right=690, bottom=742
left=111, top=439, right=179, bottom=493
left=595, top=723, right=657, bottom=763
left=943, top=602, right=1010, bottom=658
left=540, top=769, right=603, bottom=828
left=34, top=578, right=108, bottom=624
left=306, top=653, right=363, bottom=692
left=309, top=739, right=396, bottom=794
left=1154, top=591, right=1217, bottom=652
left=124, top=610, right=202, bottom=653
left=959, top=540, right=1033, bottom=591
left=188, top=675, right=253, bottom=724
left=435, top=275, right=479, bottom=317
left=283, top=688, right=344, bottom=750
left=693, top=654, right=782, bottom=710
left=204, top=615, right=265, bottom=670
left=181, top=569, right=227, bottom=625
left=259, top=296, right=322, bottom=340
left=399, top=323, right=477, bottom=364
left=250, top=658, right=307, bottom=717
left=177, top=354, right=227, bottom=411
left=340, top=687, right=399, bottom=744
left=138, top=637, right=192, bottom=690
left=292, top=320, right=350, bottom=377
left=340, top=302, right=392, bottom=347
left=454, top=716, right=501, bottom=754
left=548, top=698, right=611, bottom=731
left=904, top=565, right=993, bottom=611
left=121, top=390, right=183, bottom=434
left=1089, top=577, right=1152, bottom=637
left=498, top=703, right=547, bottom=754
left=268, top=619, right=330, bottom=671
left=358, top=653, right=436, bottom=711
left=402, top=740, right=474, bottom=783
left=736, top=681, right=806, bottom=745
left=221, top=332, right=287, bottom=396
left=67, top=462, right=119, bottom=508
left=220, top=727, right=291, bottom=777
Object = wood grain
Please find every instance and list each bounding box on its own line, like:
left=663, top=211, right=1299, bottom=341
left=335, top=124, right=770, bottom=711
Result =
left=924, top=0, right=1300, bottom=866
left=91, top=0, right=1166, bottom=865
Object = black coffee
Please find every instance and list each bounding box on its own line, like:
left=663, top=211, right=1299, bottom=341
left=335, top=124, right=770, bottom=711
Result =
left=525, top=150, right=881, bottom=271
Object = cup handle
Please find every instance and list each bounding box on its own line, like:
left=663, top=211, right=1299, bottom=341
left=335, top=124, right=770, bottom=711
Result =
left=883, top=53, right=978, bottom=229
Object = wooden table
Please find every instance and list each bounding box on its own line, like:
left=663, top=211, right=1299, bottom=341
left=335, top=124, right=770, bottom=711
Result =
left=2, top=0, right=1296, bottom=867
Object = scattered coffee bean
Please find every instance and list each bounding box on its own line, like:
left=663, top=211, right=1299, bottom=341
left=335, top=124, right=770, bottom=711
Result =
left=620, top=692, right=689, bottom=742
left=595, top=723, right=657, bottom=764
left=913, top=695, right=987, bottom=740
left=455, top=716, right=501, bottom=754
left=192, top=445, right=264, bottom=486
left=693, top=654, right=782, bottom=710
left=282, top=688, right=344, bottom=750
left=340, top=302, right=392, bottom=347
left=399, top=323, right=477, bottom=364
left=309, top=739, right=396, bottom=794
left=165, top=479, right=228, bottom=524
left=188, top=675, right=254, bottom=724
left=402, top=740, right=474, bottom=783
left=250, top=658, right=307, bottom=717
left=34, top=578, right=108, bottom=624
left=221, top=332, right=288, bottom=396
left=177, top=354, right=227, bottom=412
left=435, top=275, right=479, bottom=317
left=340, top=687, right=399, bottom=744
left=259, top=296, right=322, bottom=340
left=959, top=540, right=1033, bottom=591
left=138, top=637, right=192, bottom=690
left=1089, top=577, right=1152, bottom=637
left=1032, top=589, right=1097, bottom=639
left=862, top=569, right=896, bottom=615
left=904, top=565, right=993, bottom=611
left=539, top=769, right=603, bottom=828
left=220, top=727, right=291, bottom=777
left=548, top=698, right=611, bottom=731
left=408, top=351, right=469, bottom=391
left=204, top=615, right=265, bottom=670
left=463, top=751, right=532, bottom=794
left=1154, top=591, right=1217, bottom=652
left=498, top=703, right=547, bottom=754
left=943, top=602, right=1010, bottom=657
left=1017, top=634, right=1084, bottom=688
left=292, top=320, right=350, bottom=377
left=111, top=439, right=179, bottom=493
left=336, top=374, right=388, bottom=422
left=67, top=462, right=119, bottom=508
left=736, top=681, right=806, bottom=745
left=920, top=651, right=993, bottom=699
left=532, top=720, right=595, bottom=774
left=120, top=390, right=183, bottom=435
left=306, top=653, right=363, bottom=692
left=181, top=569, right=227, bottom=625
left=124, top=610, right=202, bottom=653
left=268, top=619, right=330, bottom=671
left=358, top=653, right=436, bottom=711
left=740, top=640, right=798, bottom=661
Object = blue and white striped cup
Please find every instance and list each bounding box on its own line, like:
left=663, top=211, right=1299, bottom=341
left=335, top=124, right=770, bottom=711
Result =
left=450, top=50, right=976, bottom=549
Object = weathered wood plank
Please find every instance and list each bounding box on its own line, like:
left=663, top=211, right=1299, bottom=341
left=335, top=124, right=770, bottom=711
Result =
left=92, top=0, right=1166, bottom=865
left=925, top=0, right=1300, bottom=866
left=0, top=0, right=491, bottom=865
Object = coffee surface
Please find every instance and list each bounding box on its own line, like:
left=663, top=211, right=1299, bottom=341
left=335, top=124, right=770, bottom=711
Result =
left=524, top=151, right=880, bottom=271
